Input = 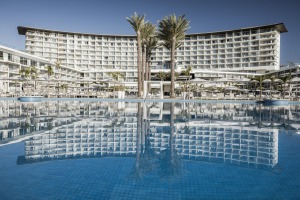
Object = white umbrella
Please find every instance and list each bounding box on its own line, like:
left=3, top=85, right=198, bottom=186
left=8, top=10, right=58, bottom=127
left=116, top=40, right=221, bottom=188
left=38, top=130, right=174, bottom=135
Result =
left=0, top=77, right=25, bottom=81
left=263, top=79, right=271, bottom=83
left=235, top=77, right=251, bottom=82
left=224, top=86, right=240, bottom=91
left=78, top=77, right=96, bottom=82
left=188, top=78, right=207, bottom=82
left=215, top=77, right=234, bottom=82
left=291, top=77, right=300, bottom=82
left=203, top=82, right=222, bottom=87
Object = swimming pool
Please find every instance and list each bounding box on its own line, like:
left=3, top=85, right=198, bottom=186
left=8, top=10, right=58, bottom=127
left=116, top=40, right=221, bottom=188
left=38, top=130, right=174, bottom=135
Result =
left=1, top=100, right=300, bottom=199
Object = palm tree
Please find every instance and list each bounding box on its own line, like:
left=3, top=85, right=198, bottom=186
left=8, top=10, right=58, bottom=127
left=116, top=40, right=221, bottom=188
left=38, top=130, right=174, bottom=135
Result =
left=107, top=71, right=125, bottom=82
left=181, top=66, right=192, bottom=82
left=107, top=72, right=125, bottom=97
left=46, top=65, right=54, bottom=96
left=141, top=22, right=156, bottom=90
left=126, top=13, right=145, bottom=98
left=265, top=74, right=277, bottom=98
left=55, top=60, right=61, bottom=95
left=145, top=36, right=158, bottom=83
left=279, top=72, right=292, bottom=99
left=156, top=71, right=168, bottom=82
left=60, top=84, right=68, bottom=94
left=181, top=66, right=192, bottom=97
left=158, top=14, right=190, bottom=98
left=251, top=75, right=266, bottom=100
left=19, top=66, right=38, bottom=95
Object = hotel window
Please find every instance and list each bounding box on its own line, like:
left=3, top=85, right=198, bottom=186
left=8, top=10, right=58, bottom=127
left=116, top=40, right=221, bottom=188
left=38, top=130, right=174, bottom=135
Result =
left=31, top=60, right=37, bottom=66
left=0, top=51, right=3, bottom=60
left=8, top=53, right=13, bottom=62
left=20, top=57, right=27, bottom=65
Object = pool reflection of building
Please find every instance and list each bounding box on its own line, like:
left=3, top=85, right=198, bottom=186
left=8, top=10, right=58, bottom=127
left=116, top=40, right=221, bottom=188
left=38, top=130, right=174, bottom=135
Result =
left=7, top=101, right=280, bottom=168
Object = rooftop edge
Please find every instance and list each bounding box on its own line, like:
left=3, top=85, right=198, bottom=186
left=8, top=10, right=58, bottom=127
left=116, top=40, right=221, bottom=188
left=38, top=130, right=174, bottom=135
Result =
left=17, top=23, right=288, bottom=37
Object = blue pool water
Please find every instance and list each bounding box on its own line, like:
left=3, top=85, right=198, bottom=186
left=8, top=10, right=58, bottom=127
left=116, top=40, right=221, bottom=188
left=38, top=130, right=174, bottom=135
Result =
left=0, top=100, right=300, bottom=199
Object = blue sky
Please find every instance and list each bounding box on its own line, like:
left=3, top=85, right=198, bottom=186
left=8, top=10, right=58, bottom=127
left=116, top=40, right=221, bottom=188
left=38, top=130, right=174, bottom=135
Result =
left=0, top=0, right=299, bottom=64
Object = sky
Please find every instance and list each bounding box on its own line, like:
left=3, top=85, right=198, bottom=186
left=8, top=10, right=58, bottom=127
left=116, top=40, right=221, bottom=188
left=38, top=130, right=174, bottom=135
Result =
left=0, top=0, right=299, bottom=65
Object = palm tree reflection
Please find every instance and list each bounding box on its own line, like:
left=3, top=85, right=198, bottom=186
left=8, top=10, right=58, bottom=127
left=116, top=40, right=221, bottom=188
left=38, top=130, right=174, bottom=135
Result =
left=158, top=102, right=182, bottom=180
left=130, top=102, right=183, bottom=180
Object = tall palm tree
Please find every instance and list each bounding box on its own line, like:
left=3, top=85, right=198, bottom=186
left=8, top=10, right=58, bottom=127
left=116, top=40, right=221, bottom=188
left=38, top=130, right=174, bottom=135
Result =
left=158, top=14, right=190, bottom=98
left=126, top=13, right=145, bottom=98
left=145, top=37, right=158, bottom=82
left=279, top=72, right=292, bottom=99
left=46, top=65, right=54, bottom=95
left=141, top=22, right=156, bottom=90
left=55, top=60, right=61, bottom=95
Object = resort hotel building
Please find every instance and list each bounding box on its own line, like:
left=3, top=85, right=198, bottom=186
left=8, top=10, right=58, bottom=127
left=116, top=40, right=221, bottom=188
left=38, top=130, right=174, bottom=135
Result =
left=1, top=23, right=296, bottom=97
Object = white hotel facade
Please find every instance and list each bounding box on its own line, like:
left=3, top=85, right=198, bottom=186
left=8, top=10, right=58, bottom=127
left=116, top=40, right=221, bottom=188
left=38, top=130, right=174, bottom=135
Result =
left=0, top=23, right=288, bottom=95
left=18, top=23, right=287, bottom=79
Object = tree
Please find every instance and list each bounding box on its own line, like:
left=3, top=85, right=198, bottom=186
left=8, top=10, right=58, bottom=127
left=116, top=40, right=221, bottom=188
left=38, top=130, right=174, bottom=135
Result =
left=60, top=84, right=68, bottom=93
left=106, top=71, right=125, bottom=82
left=55, top=60, right=61, bottom=95
left=126, top=13, right=145, bottom=98
left=279, top=72, right=292, bottom=99
left=158, top=14, right=190, bottom=98
left=145, top=36, right=158, bottom=83
left=251, top=75, right=266, bottom=100
left=141, top=22, right=156, bottom=91
left=19, top=66, right=38, bottom=95
left=156, top=71, right=168, bottom=82
left=181, top=66, right=192, bottom=82
left=265, top=75, right=276, bottom=98
left=46, top=65, right=54, bottom=95
left=107, top=72, right=125, bottom=95
left=180, top=66, right=192, bottom=97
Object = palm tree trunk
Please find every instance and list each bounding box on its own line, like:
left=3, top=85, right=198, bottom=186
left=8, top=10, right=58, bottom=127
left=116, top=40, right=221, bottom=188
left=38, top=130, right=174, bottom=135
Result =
left=145, top=55, right=148, bottom=82
left=170, top=40, right=176, bottom=98
left=270, top=81, right=273, bottom=98
left=142, top=44, right=146, bottom=93
left=146, top=60, right=151, bottom=92
left=259, top=81, right=262, bottom=100
left=26, top=80, right=29, bottom=96
left=137, top=32, right=142, bottom=97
